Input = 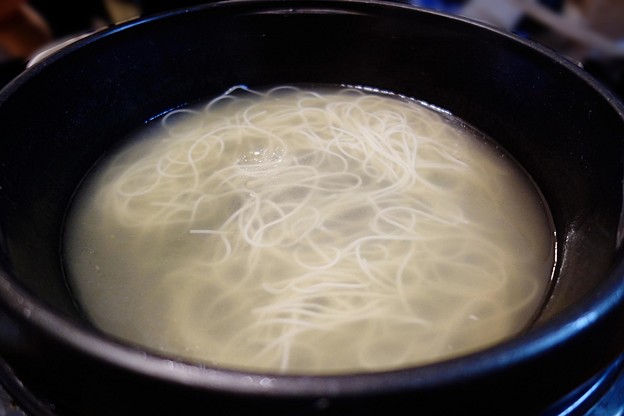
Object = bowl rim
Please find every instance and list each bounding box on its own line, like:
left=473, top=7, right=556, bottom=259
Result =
left=1, top=0, right=624, bottom=398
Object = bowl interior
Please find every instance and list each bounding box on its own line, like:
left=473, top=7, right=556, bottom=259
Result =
left=0, top=0, right=623, bottom=362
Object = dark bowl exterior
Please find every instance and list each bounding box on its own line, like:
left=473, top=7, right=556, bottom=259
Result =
left=0, top=1, right=624, bottom=415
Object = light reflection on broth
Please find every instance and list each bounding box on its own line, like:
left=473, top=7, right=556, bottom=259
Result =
left=63, top=85, right=555, bottom=374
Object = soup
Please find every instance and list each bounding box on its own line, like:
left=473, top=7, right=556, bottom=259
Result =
left=63, top=85, right=555, bottom=374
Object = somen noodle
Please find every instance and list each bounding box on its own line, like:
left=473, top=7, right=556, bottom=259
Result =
left=63, top=85, right=555, bottom=374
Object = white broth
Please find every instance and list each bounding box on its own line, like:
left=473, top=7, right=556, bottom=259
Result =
left=64, top=85, right=555, bottom=374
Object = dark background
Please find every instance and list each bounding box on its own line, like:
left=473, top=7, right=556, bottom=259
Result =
left=0, top=0, right=622, bottom=99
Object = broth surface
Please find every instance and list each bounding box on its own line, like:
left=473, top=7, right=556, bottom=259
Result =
left=64, top=85, right=555, bottom=374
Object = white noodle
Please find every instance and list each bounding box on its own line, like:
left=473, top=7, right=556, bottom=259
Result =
left=64, top=85, right=555, bottom=375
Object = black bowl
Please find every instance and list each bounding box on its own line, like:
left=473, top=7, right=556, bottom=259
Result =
left=1, top=1, right=624, bottom=415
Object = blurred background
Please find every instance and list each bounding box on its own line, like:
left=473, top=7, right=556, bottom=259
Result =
left=1, top=0, right=623, bottom=98
left=0, top=1, right=623, bottom=415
